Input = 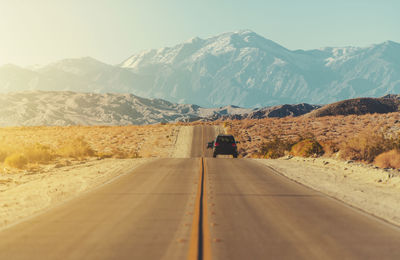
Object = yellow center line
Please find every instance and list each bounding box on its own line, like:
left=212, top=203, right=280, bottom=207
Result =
left=202, top=157, right=212, bottom=260
left=202, top=125, right=205, bottom=157
left=188, top=125, right=212, bottom=260
left=187, top=158, right=203, bottom=260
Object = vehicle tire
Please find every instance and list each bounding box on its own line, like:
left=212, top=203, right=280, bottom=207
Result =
left=233, top=154, right=238, bottom=158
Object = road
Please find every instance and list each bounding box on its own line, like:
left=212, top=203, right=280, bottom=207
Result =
left=1, top=125, right=400, bottom=259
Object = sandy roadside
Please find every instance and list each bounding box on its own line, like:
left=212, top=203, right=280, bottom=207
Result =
left=256, top=157, right=400, bottom=226
left=0, top=158, right=153, bottom=230
left=0, top=125, right=195, bottom=230
left=171, top=126, right=194, bottom=158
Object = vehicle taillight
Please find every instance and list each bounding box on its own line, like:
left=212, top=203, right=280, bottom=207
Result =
left=214, top=142, right=220, bottom=147
left=232, top=143, right=236, bottom=147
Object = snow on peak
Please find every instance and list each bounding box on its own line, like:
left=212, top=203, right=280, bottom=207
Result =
left=185, top=36, right=203, bottom=44
left=323, top=46, right=361, bottom=67
left=120, top=30, right=287, bottom=69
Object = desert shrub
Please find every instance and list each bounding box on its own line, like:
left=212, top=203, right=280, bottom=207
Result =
left=97, top=152, right=113, bottom=159
left=259, top=136, right=293, bottom=159
left=24, top=144, right=55, bottom=164
left=320, top=140, right=339, bottom=156
left=109, top=148, right=141, bottom=159
left=339, top=130, right=393, bottom=162
left=0, top=148, right=9, bottom=162
left=296, top=132, right=316, bottom=140
left=57, top=137, right=95, bottom=159
left=374, top=149, right=400, bottom=169
left=291, top=139, right=324, bottom=157
left=242, top=120, right=255, bottom=129
left=127, top=151, right=141, bottom=158
left=0, top=144, right=17, bottom=162
left=4, top=153, right=28, bottom=169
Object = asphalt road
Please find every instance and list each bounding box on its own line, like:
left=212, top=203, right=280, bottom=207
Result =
left=205, top=159, right=400, bottom=259
left=0, top=158, right=199, bottom=260
left=1, top=125, right=400, bottom=259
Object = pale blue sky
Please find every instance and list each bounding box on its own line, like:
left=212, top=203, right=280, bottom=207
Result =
left=0, top=0, right=398, bottom=66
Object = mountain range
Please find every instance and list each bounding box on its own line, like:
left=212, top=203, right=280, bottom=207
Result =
left=0, top=91, right=320, bottom=126
left=1, top=91, right=399, bottom=126
left=1, top=30, right=399, bottom=107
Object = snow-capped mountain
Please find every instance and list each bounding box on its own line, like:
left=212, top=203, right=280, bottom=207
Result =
left=120, top=30, right=400, bottom=107
left=1, top=30, right=399, bottom=107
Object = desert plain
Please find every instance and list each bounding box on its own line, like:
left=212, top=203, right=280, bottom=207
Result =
left=1, top=114, right=400, bottom=229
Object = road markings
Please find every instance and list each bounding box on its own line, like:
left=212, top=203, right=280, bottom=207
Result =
left=202, top=125, right=205, bottom=156
left=202, top=158, right=212, bottom=259
left=188, top=157, right=212, bottom=260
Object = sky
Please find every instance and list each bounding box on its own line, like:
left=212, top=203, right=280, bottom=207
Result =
left=0, top=0, right=399, bottom=66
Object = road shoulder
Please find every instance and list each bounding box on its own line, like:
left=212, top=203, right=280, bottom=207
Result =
left=255, top=157, right=400, bottom=226
left=1, top=124, right=197, bottom=230
left=0, top=158, right=153, bottom=230
left=171, top=126, right=194, bottom=158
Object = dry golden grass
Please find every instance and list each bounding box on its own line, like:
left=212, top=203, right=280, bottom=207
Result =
left=338, top=130, right=394, bottom=162
left=57, top=137, right=95, bottom=159
left=290, top=139, right=323, bottom=157
left=374, top=150, right=400, bottom=168
left=257, top=136, right=293, bottom=159
left=25, top=144, right=55, bottom=163
left=4, top=153, right=28, bottom=169
left=0, top=124, right=179, bottom=170
left=223, top=112, right=400, bottom=167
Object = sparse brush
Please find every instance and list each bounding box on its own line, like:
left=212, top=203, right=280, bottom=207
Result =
left=24, top=144, right=55, bottom=164
left=1, top=143, right=55, bottom=168
left=127, top=151, right=141, bottom=158
left=296, top=132, right=316, bottom=141
left=319, top=141, right=339, bottom=156
left=4, top=153, right=28, bottom=169
left=242, top=120, right=255, bottom=129
left=258, top=136, right=293, bottom=159
left=0, top=148, right=10, bottom=162
left=374, top=149, right=400, bottom=169
left=57, top=137, right=95, bottom=159
left=291, top=139, right=324, bottom=157
left=97, top=152, right=113, bottom=159
left=0, top=144, right=17, bottom=162
left=0, top=124, right=178, bottom=167
left=339, top=130, right=392, bottom=162
left=218, top=112, right=400, bottom=160
left=112, top=149, right=129, bottom=159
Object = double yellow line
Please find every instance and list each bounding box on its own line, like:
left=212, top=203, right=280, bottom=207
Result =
left=188, top=126, right=212, bottom=260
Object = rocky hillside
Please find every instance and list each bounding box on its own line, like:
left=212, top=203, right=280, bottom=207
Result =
left=248, top=103, right=321, bottom=119
left=0, top=91, right=202, bottom=126
left=2, top=91, right=399, bottom=126
left=307, top=97, right=400, bottom=117
left=0, top=91, right=318, bottom=126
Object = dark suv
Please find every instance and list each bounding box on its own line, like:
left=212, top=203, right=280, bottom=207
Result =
left=207, top=134, right=239, bottom=158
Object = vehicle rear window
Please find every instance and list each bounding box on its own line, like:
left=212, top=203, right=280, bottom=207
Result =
left=216, top=136, right=235, bottom=143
